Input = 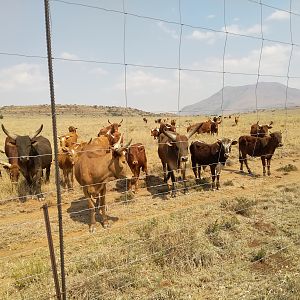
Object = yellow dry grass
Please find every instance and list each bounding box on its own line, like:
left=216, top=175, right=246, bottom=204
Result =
left=0, top=107, right=299, bottom=299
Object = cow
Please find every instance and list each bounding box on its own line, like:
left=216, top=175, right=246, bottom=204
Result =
left=155, top=118, right=162, bottom=124
left=158, top=124, right=201, bottom=197
left=58, top=145, right=76, bottom=190
left=74, top=134, right=131, bottom=232
left=0, top=137, right=20, bottom=186
left=1, top=124, right=52, bottom=200
left=239, top=132, right=283, bottom=176
left=210, top=119, right=222, bottom=136
left=234, top=116, right=240, bottom=126
left=97, top=119, right=123, bottom=136
left=59, top=126, right=78, bottom=148
left=190, top=138, right=238, bottom=190
left=126, top=143, right=148, bottom=193
left=187, top=121, right=211, bottom=135
left=171, top=119, right=176, bottom=126
left=250, top=121, right=273, bottom=137
left=143, top=117, right=148, bottom=124
left=151, top=123, right=176, bottom=140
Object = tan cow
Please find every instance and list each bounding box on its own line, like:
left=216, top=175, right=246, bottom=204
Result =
left=74, top=135, right=131, bottom=232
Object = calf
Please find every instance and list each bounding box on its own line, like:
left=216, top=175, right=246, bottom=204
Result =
left=143, top=117, right=148, bottom=124
left=126, top=143, right=148, bottom=193
left=250, top=121, right=273, bottom=137
left=190, top=138, right=237, bottom=190
left=239, top=132, right=283, bottom=176
left=58, top=146, right=76, bottom=190
left=210, top=120, right=221, bottom=136
left=0, top=137, right=20, bottom=185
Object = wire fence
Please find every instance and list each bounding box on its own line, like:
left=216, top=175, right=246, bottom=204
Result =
left=0, top=0, right=299, bottom=299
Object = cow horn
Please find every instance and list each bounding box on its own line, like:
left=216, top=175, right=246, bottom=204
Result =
left=116, top=138, right=132, bottom=154
left=163, top=130, right=177, bottom=142
left=119, top=119, right=123, bottom=125
left=113, top=133, right=124, bottom=149
left=269, top=121, right=273, bottom=126
left=256, top=121, right=259, bottom=125
left=187, top=123, right=202, bottom=139
left=0, top=161, right=11, bottom=168
left=1, top=124, right=18, bottom=140
left=108, top=119, right=111, bottom=124
left=30, top=124, right=43, bottom=140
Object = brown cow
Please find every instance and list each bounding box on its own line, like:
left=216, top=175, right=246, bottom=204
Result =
left=190, top=138, right=237, bottom=190
left=151, top=127, right=160, bottom=140
left=158, top=124, right=201, bottom=197
left=0, top=137, right=20, bottom=185
left=234, top=116, right=240, bottom=126
left=210, top=119, right=221, bottom=136
left=74, top=135, right=131, bottom=232
left=58, top=146, right=76, bottom=190
left=151, top=123, right=175, bottom=140
left=171, top=119, right=176, bottom=126
left=143, top=117, right=148, bottom=124
left=59, top=126, right=79, bottom=148
left=126, top=143, right=148, bottom=193
left=155, top=118, right=162, bottom=124
left=250, top=121, right=273, bottom=137
left=239, top=132, right=283, bottom=176
left=187, top=121, right=211, bottom=134
left=98, top=119, right=123, bottom=136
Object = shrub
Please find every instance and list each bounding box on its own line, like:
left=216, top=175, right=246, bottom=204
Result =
left=251, top=248, right=266, bottom=263
left=231, top=197, right=256, bottom=217
left=276, top=164, right=298, bottom=172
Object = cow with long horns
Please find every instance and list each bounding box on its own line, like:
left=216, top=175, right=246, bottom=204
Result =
left=158, top=124, right=201, bottom=197
left=1, top=124, right=52, bottom=200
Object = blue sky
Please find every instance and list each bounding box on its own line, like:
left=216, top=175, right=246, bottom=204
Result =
left=0, top=0, right=300, bottom=112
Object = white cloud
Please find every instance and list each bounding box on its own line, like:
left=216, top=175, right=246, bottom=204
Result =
left=157, top=21, right=179, bottom=39
left=207, top=14, right=215, bottom=19
left=90, top=67, right=108, bottom=76
left=187, top=30, right=219, bottom=44
left=116, top=70, right=170, bottom=94
left=61, top=52, right=79, bottom=60
left=266, top=10, right=290, bottom=21
left=222, top=24, right=267, bottom=35
left=0, top=64, right=47, bottom=92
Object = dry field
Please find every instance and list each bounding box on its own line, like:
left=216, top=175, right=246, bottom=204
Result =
left=0, top=108, right=300, bottom=299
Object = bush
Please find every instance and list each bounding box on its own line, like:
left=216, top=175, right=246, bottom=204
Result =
left=231, top=197, right=256, bottom=217
left=276, top=164, right=298, bottom=172
left=251, top=248, right=266, bottom=263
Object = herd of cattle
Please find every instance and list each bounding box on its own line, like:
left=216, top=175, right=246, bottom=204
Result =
left=0, top=117, right=282, bottom=232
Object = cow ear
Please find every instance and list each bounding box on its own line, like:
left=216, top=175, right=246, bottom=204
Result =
left=166, top=142, right=173, bottom=146
left=231, top=140, right=238, bottom=145
left=138, top=146, right=145, bottom=151
left=31, top=140, right=38, bottom=147
left=268, top=126, right=273, bottom=129
left=7, top=141, right=16, bottom=146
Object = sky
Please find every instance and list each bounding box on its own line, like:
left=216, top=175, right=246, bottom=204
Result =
left=0, top=0, right=300, bottom=113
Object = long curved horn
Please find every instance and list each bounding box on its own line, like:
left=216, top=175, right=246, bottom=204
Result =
left=116, top=138, right=132, bottom=154
left=119, top=119, right=123, bottom=125
left=269, top=121, right=273, bottom=126
left=0, top=161, right=11, bottom=168
left=187, top=123, right=202, bottom=139
left=1, top=124, right=17, bottom=140
left=30, top=124, right=43, bottom=139
left=113, top=133, right=124, bottom=150
left=108, top=119, right=111, bottom=124
left=162, top=130, right=177, bottom=142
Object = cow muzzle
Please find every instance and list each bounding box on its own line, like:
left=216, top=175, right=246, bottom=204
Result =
left=224, top=153, right=229, bottom=159
left=181, top=156, right=188, bottom=162
left=278, top=143, right=283, bottom=147
left=20, top=156, right=29, bottom=162
left=132, top=160, right=138, bottom=165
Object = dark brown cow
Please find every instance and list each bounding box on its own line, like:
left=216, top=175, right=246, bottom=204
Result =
left=143, top=117, right=148, bottom=124
left=0, top=137, right=20, bottom=185
left=74, top=135, right=131, bottom=232
left=155, top=118, right=162, bottom=124
left=239, top=132, right=283, bottom=176
left=250, top=121, right=273, bottom=137
left=234, top=116, right=240, bottom=126
left=210, top=119, right=221, bottom=136
left=151, top=123, right=176, bottom=140
left=126, top=143, right=148, bottom=193
left=190, top=138, right=237, bottom=190
left=171, top=119, right=176, bottom=126
left=150, top=127, right=160, bottom=140
left=187, top=121, right=211, bottom=134
left=158, top=125, right=201, bottom=197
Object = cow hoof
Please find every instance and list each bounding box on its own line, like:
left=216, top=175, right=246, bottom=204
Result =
left=89, top=226, right=96, bottom=233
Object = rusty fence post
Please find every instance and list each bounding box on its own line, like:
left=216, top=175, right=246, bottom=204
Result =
left=42, top=204, right=61, bottom=300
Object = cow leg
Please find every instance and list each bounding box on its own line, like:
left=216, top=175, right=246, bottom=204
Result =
left=182, top=163, right=188, bottom=194
left=99, top=184, right=108, bottom=228
left=191, top=158, right=197, bottom=179
left=70, top=166, right=74, bottom=189
left=216, top=164, right=221, bottom=190
left=67, top=169, right=72, bottom=190
left=62, top=169, right=68, bottom=189
left=267, top=157, right=272, bottom=176
left=135, top=168, right=140, bottom=192
left=261, top=156, right=266, bottom=176
left=88, top=195, right=97, bottom=233
left=210, top=164, right=216, bottom=190
left=198, top=165, right=202, bottom=180
left=244, top=157, right=252, bottom=175
left=240, top=153, right=252, bottom=174
left=34, top=169, right=44, bottom=200
left=45, top=165, right=51, bottom=183
left=170, top=171, right=176, bottom=197
left=239, top=151, right=244, bottom=172
left=162, top=163, right=167, bottom=182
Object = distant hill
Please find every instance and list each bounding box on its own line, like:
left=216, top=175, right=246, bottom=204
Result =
left=0, top=104, right=166, bottom=117
left=180, top=82, right=300, bottom=115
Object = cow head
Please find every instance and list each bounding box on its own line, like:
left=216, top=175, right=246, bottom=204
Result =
left=108, top=119, right=123, bottom=133
left=62, top=147, right=76, bottom=165
left=0, top=161, right=20, bottom=184
left=270, top=132, right=283, bottom=147
left=126, top=144, right=144, bottom=166
left=111, top=134, right=132, bottom=177
left=2, top=124, right=43, bottom=163
left=216, top=138, right=238, bottom=161
left=151, top=128, right=160, bottom=139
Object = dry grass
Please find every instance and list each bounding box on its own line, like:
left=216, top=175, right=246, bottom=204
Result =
left=0, top=107, right=300, bottom=299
